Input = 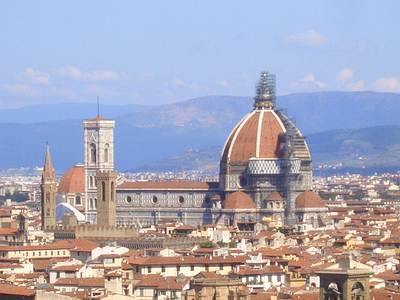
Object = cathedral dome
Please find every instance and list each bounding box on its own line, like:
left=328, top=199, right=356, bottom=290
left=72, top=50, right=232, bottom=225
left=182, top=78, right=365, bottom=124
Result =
left=224, top=191, right=256, bottom=209
left=220, top=72, right=310, bottom=166
left=295, top=191, right=325, bottom=209
left=221, top=110, right=287, bottom=164
left=58, top=165, right=85, bottom=194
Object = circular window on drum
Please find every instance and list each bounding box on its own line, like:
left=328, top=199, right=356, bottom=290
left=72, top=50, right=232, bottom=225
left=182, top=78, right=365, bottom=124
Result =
left=126, top=196, right=132, bottom=204
left=178, top=196, right=184, bottom=204
left=152, top=196, right=158, bottom=204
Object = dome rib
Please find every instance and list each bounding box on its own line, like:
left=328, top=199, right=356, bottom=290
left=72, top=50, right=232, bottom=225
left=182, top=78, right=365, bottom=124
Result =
left=221, top=109, right=288, bottom=164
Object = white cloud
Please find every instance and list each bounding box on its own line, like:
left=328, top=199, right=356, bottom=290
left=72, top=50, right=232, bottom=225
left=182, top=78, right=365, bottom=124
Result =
left=336, top=68, right=365, bottom=91
left=346, top=80, right=365, bottom=91
left=2, top=83, right=38, bottom=97
left=336, top=68, right=354, bottom=83
left=21, top=68, right=49, bottom=85
left=286, top=29, right=329, bottom=46
left=52, top=65, right=120, bottom=82
left=290, top=74, right=327, bottom=90
left=215, top=79, right=230, bottom=88
left=171, top=78, right=186, bottom=87
left=375, top=77, right=400, bottom=92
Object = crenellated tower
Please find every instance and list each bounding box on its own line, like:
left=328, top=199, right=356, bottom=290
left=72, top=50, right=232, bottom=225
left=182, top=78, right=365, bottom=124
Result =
left=41, top=145, right=57, bottom=229
left=96, top=170, right=117, bottom=226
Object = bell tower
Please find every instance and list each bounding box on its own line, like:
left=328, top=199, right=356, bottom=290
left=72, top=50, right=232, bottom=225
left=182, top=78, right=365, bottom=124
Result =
left=317, top=256, right=373, bottom=300
left=96, top=170, right=117, bottom=226
left=41, top=145, right=57, bottom=229
left=83, top=116, right=115, bottom=223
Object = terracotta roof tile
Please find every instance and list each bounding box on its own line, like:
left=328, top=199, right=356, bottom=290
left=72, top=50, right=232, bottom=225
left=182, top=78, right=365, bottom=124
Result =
left=224, top=191, right=256, bottom=209
left=295, top=191, right=325, bottom=209
left=0, top=284, right=35, bottom=296
left=58, top=165, right=85, bottom=193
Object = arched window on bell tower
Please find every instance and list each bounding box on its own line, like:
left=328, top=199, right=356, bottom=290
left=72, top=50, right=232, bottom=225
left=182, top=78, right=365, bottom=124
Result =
left=111, top=181, right=115, bottom=201
left=102, top=181, right=106, bottom=201
left=90, top=143, right=97, bottom=164
left=104, top=144, right=109, bottom=163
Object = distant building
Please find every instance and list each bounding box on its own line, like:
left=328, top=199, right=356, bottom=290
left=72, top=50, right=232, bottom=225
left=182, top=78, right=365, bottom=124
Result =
left=40, top=145, right=57, bottom=229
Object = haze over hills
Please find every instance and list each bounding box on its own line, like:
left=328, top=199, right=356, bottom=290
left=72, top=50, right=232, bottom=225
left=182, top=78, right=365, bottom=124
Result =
left=0, top=91, right=399, bottom=173
left=137, top=125, right=400, bottom=175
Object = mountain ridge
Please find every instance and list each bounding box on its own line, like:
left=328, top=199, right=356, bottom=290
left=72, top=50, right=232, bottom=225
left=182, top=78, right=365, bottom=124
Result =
left=0, top=91, right=399, bottom=172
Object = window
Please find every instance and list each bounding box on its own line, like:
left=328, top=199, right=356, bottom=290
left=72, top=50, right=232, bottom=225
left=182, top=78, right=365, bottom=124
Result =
left=140, top=289, right=144, bottom=297
left=102, top=181, right=106, bottom=201
left=190, top=265, right=194, bottom=271
left=90, top=143, right=97, bottom=164
left=89, top=176, right=94, bottom=188
left=46, top=208, right=50, bottom=216
left=46, top=192, right=50, bottom=203
left=152, top=196, right=158, bottom=204
left=147, top=266, right=151, bottom=273
left=94, top=198, right=97, bottom=209
left=75, top=195, right=81, bottom=205
left=111, top=182, right=115, bottom=201
left=104, top=144, right=109, bottom=163
left=219, top=264, right=223, bottom=270
left=90, top=198, right=94, bottom=210
left=177, top=266, right=180, bottom=272
left=161, top=266, right=165, bottom=273
left=178, top=196, right=184, bottom=204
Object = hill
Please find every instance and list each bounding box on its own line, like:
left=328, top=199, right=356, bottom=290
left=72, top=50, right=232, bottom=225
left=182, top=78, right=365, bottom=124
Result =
left=0, top=91, right=399, bottom=172
left=137, top=125, right=400, bottom=175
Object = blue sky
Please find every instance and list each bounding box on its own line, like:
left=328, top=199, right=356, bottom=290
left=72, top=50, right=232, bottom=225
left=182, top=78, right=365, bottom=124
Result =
left=0, top=1, right=399, bottom=108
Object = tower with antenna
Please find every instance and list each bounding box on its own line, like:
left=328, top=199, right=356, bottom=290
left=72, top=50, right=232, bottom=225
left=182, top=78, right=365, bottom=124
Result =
left=83, top=100, right=115, bottom=224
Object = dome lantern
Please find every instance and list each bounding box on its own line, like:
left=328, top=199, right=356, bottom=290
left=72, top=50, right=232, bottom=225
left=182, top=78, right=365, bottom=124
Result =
left=254, top=71, right=276, bottom=110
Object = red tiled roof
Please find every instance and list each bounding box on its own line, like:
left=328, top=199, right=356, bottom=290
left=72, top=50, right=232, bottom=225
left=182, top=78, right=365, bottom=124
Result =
left=295, top=191, right=325, bottom=209
left=267, top=191, right=283, bottom=201
left=54, top=277, right=104, bottom=287
left=136, top=274, right=187, bottom=290
left=224, top=191, right=256, bottom=209
left=58, top=165, right=85, bottom=193
left=0, top=284, right=35, bottom=296
left=128, top=255, right=247, bottom=266
left=0, top=228, right=17, bottom=235
left=221, top=110, right=286, bottom=163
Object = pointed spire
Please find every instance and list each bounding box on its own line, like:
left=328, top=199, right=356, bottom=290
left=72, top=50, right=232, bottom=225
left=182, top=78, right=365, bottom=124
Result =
left=42, top=143, right=55, bottom=181
left=254, top=71, right=276, bottom=110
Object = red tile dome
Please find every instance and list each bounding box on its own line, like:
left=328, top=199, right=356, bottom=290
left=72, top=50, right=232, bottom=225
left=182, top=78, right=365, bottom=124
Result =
left=221, top=110, right=286, bottom=164
left=58, top=165, right=85, bottom=194
left=224, top=191, right=256, bottom=209
left=295, top=191, right=325, bottom=209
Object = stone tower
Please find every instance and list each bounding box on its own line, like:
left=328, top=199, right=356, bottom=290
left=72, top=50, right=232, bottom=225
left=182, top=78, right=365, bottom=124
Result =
left=96, top=170, right=117, bottom=226
left=83, top=116, right=115, bottom=223
left=317, top=256, right=373, bottom=300
left=41, top=145, right=57, bottom=229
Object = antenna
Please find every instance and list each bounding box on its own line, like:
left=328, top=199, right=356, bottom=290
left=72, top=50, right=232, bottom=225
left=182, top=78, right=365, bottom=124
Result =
left=97, top=96, right=100, bottom=118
